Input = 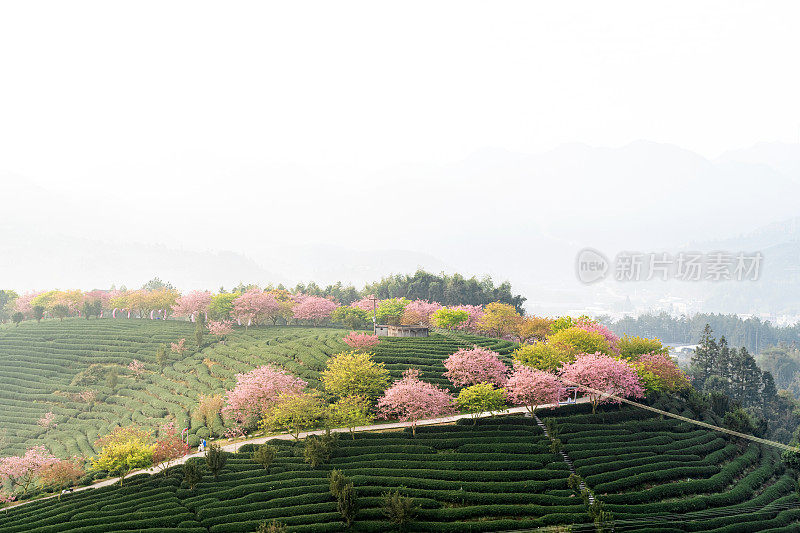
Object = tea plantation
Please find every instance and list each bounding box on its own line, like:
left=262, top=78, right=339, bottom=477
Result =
left=0, top=319, right=514, bottom=458
left=2, top=406, right=798, bottom=532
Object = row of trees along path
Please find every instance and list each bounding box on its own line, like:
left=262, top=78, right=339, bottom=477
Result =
left=6, top=398, right=590, bottom=511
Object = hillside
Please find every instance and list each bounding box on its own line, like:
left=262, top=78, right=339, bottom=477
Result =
left=0, top=319, right=513, bottom=458
left=1, top=406, right=797, bottom=532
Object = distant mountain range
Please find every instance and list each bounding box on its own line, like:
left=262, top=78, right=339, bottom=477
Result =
left=2, top=140, right=799, bottom=316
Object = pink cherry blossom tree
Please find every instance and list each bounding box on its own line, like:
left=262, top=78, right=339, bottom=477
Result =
left=342, top=332, right=380, bottom=351
left=171, top=291, right=212, bottom=321
left=0, top=446, right=58, bottom=495
left=231, top=289, right=280, bottom=328
left=13, top=292, right=43, bottom=318
left=574, top=318, right=620, bottom=353
left=376, top=369, right=455, bottom=436
left=506, top=365, right=566, bottom=414
left=292, top=296, right=339, bottom=326
left=443, top=345, right=509, bottom=387
left=402, top=299, right=443, bottom=326
left=207, top=320, right=234, bottom=336
left=451, top=305, right=486, bottom=333
left=560, top=353, right=644, bottom=413
left=128, top=359, right=145, bottom=380
left=37, top=412, right=57, bottom=429
left=222, top=365, right=308, bottom=429
left=351, top=295, right=380, bottom=312
left=171, top=338, right=187, bottom=356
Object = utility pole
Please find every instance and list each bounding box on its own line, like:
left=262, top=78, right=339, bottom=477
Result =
left=369, top=296, right=379, bottom=334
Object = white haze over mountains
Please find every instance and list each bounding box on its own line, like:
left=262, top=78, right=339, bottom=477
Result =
left=2, top=1, right=799, bottom=315
left=3, top=140, right=799, bottom=316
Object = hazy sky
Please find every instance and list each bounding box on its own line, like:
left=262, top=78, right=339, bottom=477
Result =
left=1, top=1, right=799, bottom=291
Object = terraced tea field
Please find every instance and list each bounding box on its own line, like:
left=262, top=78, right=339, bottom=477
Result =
left=3, top=406, right=798, bottom=532
left=0, top=320, right=513, bottom=458
left=371, top=333, right=517, bottom=390
left=550, top=405, right=800, bottom=532
left=0, top=417, right=581, bottom=533
left=0, top=320, right=351, bottom=457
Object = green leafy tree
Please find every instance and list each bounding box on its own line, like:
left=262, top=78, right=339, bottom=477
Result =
left=549, top=316, right=575, bottom=335
left=195, top=319, right=204, bottom=349
left=381, top=488, right=418, bottom=531
left=617, top=335, right=667, bottom=360
left=90, top=427, right=154, bottom=485
left=329, top=469, right=348, bottom=499
left=477, top=301, right=520, bottom=338
left=183, top=459, right=204, bottom=490
left=11, top=312, right=23, bottom=326
left=331, top=306, right=368, bottom=330
left=513, top=342, right=571, bottom=371
left=456, top=383, right=507, bottom=422
left=208, top=292, right=237, bottom=321
left=260, top=392, right=326, bottom=440
left=52, top=304, right=69, bottom=322
left=204, top=442, right=228, bottom=480
left=322, top=351, right=390, bottom=400
left=430, top=308, right=469, bottom=330
left=376, top=298, right=410, bottom=325
left=156, top=344, right=168, bottom=369
left=328, top=395, right=373, bottom=438
left=338, top=482, right=359, bottom=528
left=548, top=327, right=612, bottom=357
left=690, top=324, right=718, bottom=389
left=303, top=434, right=336, bottom=468
left=32, top=305, right=44, bottom=323
left=251, top=444, right=276, bottom=471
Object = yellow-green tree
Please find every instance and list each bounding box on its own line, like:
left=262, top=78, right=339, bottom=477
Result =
left=430, top=308, right=469, bottom=330
left=513, top=342, right=572, bottom=371
left=90, top=427, right=154, bottom=485
left=548, top=327, right=612, bottom=357
left=260, top=392, right=326, bottom=440
left=328, top=395, right=373, bottom=438
left=478, top=302, right=520, bottom=338
left=322, top=351, right=390, bottom=400
left=456, top=383, right=507, bottom=423
left=618, top=335, right=668, bottom=360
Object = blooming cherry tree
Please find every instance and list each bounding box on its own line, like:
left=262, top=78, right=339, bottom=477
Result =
left=231, top=289, right=280, bottom=328
left=37, top=412, right=57, bottom=429
left=153, top=422, right=190, bottom=471
left=402, top=300, right=442, bottom=326
left=443, top=345, right=509, bottom=387
left=171, top=338, right=187, bottom=356
left=507, top=366, right=566, bottom=414
left=0, top=446, right=58, bottom=495
left=207, top=320, right=234, bottom=336
left=451, top=305, right=485, bottom=333
left=342, top=332, right=379, bottom=351
left=560, top=353, right=644, bottom=413
left=128, top=359, right=145, bottom=380
left=293, top=296, right=339, bottom=326
left=574, top=318, right=620, bottom=353
left=222, top=365, right=308, bottom=428
left=171, top=291, right=212, bottom=321
left=376, top=369, right=455, bottom=436
left=351, top=295, right=380, bottom=312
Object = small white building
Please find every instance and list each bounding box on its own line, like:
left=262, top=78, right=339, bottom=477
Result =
left=375, top=324, right=429, bottom=337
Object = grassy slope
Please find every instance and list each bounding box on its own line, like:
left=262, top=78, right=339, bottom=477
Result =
left=2, top=407, right=798, bottom=532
